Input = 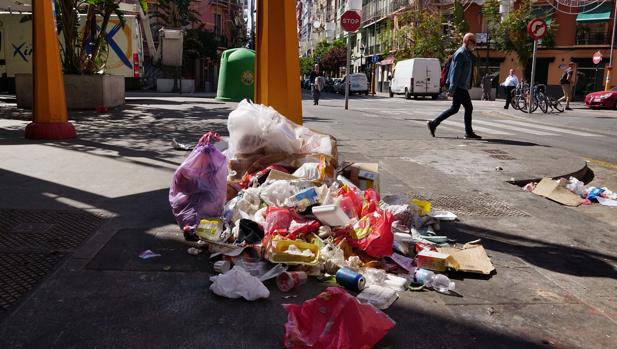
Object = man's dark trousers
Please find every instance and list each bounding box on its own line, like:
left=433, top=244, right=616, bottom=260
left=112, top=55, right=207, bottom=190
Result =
left=504, top=86, right=515, bottom=109
left=433, top=88, right=474, bottom=134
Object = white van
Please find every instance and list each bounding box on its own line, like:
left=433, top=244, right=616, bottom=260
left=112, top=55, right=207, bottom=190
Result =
left=389, top=58, right=441, bottom=99
left=337, top=73, right=369, bottom=95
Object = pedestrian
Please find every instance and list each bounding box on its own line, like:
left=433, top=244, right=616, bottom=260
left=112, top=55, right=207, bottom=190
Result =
left=559, top=62, right=575, bottom=110
left=309, top=64, right=324, bottom=105
left=427, top=33, right=481, bottom=139
left=501, top=68, right=519, bottom=109
left=481, top=73, right=493, bottom=101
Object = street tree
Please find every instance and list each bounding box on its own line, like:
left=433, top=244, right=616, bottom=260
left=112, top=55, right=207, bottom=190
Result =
left=319, top=47, right=347, bottom=75
left=494, top=0, right=557, bottom=76
left=299, top=56, right=315, bottom=76
left=394, top=9, right=444, bottom=61
left=447, top=0, right=469, bottom=52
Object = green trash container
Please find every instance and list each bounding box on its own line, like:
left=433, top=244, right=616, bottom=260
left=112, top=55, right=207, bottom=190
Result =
left=216, top=48, right=255, bottom=102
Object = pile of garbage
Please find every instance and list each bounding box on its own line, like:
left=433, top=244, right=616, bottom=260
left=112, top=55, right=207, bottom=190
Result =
left=524, top=176, right=617, bottom=207
left=168, top=100, right=495, bottom=348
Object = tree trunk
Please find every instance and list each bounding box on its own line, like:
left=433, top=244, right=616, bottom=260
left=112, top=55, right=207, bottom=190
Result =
left=87, top=7, right=112, bottom=73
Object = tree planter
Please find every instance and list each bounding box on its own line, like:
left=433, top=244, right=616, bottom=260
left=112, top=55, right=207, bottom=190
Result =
left=16, top=74, right=125, bottom=110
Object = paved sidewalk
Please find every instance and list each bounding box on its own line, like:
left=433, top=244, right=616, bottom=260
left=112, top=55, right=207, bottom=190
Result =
left=0, top=95, right=615, bottom=348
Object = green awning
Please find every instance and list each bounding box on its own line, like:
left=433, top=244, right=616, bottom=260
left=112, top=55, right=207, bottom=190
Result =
left=576, top=3, right=613, bottom=23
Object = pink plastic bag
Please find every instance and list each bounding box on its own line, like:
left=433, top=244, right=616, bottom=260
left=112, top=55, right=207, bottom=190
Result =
left=283, top=287, right=395, bottom=349
left=169, top=132, right=228, bottom=229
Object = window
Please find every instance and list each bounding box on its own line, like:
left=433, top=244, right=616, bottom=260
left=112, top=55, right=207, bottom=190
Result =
left=215, top=14, right=222, bottom=36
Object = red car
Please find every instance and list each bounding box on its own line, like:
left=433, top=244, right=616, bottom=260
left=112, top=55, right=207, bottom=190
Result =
left=585, top=87, right=617, bottom=109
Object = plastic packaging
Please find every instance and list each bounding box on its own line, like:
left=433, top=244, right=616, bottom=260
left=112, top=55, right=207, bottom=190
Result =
left=348, top=209, right=394, bottom=258
left=276, top=271, right=308, bottom=292
left=283, top=287, right=395, bottom=349
left=312, top=204, right=352, bottom=227
left=195, top=218, right=225, bottom=242
left=266, top=239, right=320, bottom=265
left=410, top=268, right=456, bottom=295
left=169, top=132, right=228, bottom=229
left=357, top=285, right=399, bottom=310
left=260, top=180, right=299, bottom=207
left=237, top=219, right=264, bottom=244
left=209, top=266, right=270, bottom=301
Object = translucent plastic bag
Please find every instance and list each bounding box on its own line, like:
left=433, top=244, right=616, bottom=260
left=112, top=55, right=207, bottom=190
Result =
left=169, top=132, right=228, bottom=229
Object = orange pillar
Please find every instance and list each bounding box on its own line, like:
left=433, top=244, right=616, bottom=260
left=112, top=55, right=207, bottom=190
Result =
left=25, top=0, right=76, bottom=139
left=255, top=0, right=302, bottom=124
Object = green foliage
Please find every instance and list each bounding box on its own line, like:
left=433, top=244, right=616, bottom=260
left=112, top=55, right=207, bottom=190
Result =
left=313, top=39, right=345, bottom=61
left=139, top=0, right=148, bottom=12
left=481, top=0, right=501, bottom=37
left=451, top=0, right=469, bottom=40
left=394, top=9, right=445, bottom=61
left=154, top=0, right=200, bottom=29
left=494, top=0, right=557, bottom=71
left=378, top=19, right=394, bottom=54
left=55, top=0, right=125, bottom=74
left=300, top=56, right=315, bottom=75
left=319, top=47, right=347, bottom=74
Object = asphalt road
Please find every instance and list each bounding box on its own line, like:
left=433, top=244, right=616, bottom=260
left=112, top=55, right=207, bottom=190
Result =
left=307, top=91, right=617, bottom=164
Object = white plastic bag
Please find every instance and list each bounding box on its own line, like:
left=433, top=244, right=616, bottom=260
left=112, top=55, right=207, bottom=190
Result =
left=209, top=266, right=270, bottom=301
left=227, top=100, right=302, bottom=158
left=260, top=180, right=298, bottom=207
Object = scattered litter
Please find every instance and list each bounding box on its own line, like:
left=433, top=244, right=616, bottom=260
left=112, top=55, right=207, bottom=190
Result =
left=495, top=166, right=503, bottom=171
left=429, top=210, right=457, bottom=221
left=213, top=260, right=231, bottom=273
left=138, top=250, right=161, bottom=260
left=209, top=266, right=270, bottom=301
left=283, top=287, right=395, bottom=349
left=526, top=176, right=616, bottom=207
left=163, top=265, right=172, bottom=271
left=171, top=138, right=194, bottom=151
left=187, top=247, right=202, bottom=256
left=164, top=101, right=498, bottom=336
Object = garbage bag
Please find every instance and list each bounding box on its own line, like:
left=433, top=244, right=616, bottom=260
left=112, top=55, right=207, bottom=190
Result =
left=283, top=287, right=395, bottom=349
left=226, top=100, right=337, bottom=181
left=347, top=209, right=394, bottom=258
left=209, top=266, right=270, bottom=301
left=169, top=132, right=228, bottom=229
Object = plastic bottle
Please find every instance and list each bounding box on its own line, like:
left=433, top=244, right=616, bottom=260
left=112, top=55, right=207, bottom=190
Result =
left=409, top=268, right=455, bottom=295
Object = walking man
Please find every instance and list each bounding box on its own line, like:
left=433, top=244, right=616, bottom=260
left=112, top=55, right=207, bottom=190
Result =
left=481, top=73, right=492, bottom=101
left=309, top=64, right=324, bottom=105
left=501, top=68, right=519, bottom=109
left=559, top=62, right=575, bottom=110
left=427, top=33, right=481, bottom=139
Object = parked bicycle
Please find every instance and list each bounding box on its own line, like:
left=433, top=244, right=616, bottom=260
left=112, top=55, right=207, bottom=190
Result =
left=510, top=82, right=564, bottom=114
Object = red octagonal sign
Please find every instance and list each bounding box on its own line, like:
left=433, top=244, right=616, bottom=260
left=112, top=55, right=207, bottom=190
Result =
left=341, top=10, right=361, bottom=32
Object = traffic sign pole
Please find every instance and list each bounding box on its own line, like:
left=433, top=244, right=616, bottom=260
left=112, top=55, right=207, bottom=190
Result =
left=529, top=40, right=537, bottom=114
left=345, top=35, right=350, bottom=110
left=341, top=10, right=361, bottom=110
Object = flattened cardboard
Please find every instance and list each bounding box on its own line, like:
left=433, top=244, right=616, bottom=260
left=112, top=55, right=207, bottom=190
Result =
left=438, top=244, right=495, bottom=275
left=532, top=177, right=584, bottom=207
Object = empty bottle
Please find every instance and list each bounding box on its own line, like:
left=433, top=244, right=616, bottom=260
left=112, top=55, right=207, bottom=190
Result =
left=409, top=268, right=455, bottom=295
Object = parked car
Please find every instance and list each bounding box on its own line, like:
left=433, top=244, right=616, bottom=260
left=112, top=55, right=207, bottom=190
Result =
left=336, top=74, right=369, bottom=95
left=389, top=58, right=440, bottom=99
left=585, top=86, right=617, bottom=109
left=324, top=78, right=338, bottom=93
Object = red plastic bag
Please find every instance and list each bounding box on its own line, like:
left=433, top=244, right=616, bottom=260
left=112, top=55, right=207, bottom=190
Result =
left=337, top=186, right=363, bottom=219
left=348, top=209, right=394, bottom=258
left=264, top=207, right=321, bottom=240
left=360, top=188, right=380, bottom=217
left=283, top=287, right=395, bottom=349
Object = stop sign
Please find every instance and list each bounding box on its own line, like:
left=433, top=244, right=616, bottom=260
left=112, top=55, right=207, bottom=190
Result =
left=593, top=51, right=603, bottom=65
left=341, top=11, right=361, bottom=32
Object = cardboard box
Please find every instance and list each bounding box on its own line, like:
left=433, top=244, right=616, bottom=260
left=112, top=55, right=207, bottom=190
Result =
left=438, top=243, right=495, bottom=275
left=532, top=177, right=585, bottom=207
left=415, top=250, right=459, bottom=272
left=342, top=163, right=380, bottom=193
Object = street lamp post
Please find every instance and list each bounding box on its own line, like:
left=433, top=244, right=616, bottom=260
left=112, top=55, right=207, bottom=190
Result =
left=605, top=2, right=617, bottom=91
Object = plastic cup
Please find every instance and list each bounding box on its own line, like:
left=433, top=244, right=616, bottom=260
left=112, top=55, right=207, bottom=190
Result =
left=276, top=271, right=308, bottom=292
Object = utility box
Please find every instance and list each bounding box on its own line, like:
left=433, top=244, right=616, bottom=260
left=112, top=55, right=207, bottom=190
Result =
left=159, top=29, right=184, bottom=67
left=216, top=48, right=255, bottom=101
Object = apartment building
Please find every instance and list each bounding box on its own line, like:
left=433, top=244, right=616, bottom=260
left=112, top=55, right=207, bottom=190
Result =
left=470, top=0, right=617, bottom=98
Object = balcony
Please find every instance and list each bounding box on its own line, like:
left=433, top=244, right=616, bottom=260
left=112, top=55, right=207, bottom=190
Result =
left=362, top=0, right=411, bottom=25
left=575, top=30, right=610, bottom=45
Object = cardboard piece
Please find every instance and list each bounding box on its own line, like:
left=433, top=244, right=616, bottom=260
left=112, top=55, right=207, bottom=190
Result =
left=437, top=243, right=495, bottom=275
left=415, top=249, right=460, bottom=272
left=342, top=163, right=380, bottom=193
left=532, top=177, right=585, bottom=207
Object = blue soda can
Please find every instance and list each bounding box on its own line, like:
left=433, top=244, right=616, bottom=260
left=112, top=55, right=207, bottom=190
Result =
left=335, top=267, right=366, bottom=291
